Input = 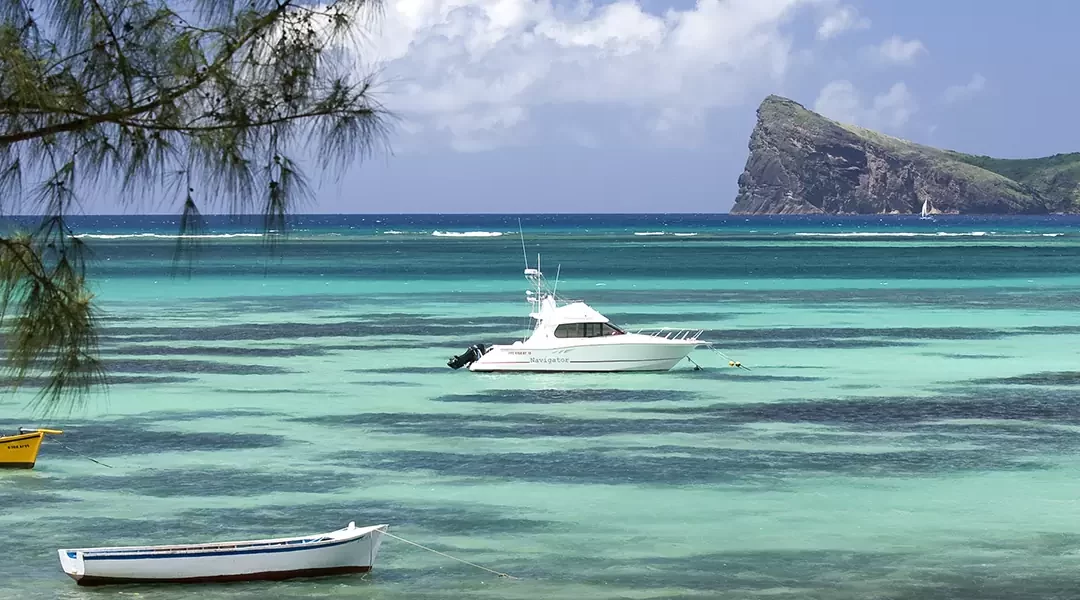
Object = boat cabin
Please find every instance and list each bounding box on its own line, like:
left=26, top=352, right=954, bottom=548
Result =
left=553, top=322, right=624, bottom=338
left=528, top=297, right=627, bottom=341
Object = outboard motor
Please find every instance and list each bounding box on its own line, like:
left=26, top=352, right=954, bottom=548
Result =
left=447, top=344, right=487, bottom=369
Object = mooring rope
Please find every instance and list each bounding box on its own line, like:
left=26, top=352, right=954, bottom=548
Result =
left=52, top=441, right=114, bottom=468
left=709, top=347, right=751, bottom=371
left=383, top=531, right=518, bottom=579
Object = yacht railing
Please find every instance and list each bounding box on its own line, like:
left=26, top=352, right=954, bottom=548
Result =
left=631, top=327, right=707, bottom=341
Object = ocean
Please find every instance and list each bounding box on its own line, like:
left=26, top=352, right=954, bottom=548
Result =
left=3, top=213, right=1080, bottom=599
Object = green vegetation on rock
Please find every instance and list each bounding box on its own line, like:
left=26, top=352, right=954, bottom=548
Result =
left=947, top=152, right=1080, bottom=212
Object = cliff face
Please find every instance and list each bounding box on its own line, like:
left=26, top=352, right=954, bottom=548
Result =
left=731, top=96, right=1075, bottom=215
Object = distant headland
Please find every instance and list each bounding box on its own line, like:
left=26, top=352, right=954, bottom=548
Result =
left=731, top=95, right=1080, bottom=215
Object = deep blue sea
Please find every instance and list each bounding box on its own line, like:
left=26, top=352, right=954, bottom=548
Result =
left=3, top=213, right=1080, bottom=599
left=11, top=212, right=1080, bottom=237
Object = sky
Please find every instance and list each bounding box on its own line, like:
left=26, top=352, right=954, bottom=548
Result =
left=108, top=0, right=1080, bottom=213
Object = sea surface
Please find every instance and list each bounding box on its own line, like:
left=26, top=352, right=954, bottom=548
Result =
left=4, top=213, right=1080, bottom=599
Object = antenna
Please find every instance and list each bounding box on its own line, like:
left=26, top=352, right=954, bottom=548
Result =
left=518, top=218, right=528, bottom=270
left=553, top=264, right=561, bottom=296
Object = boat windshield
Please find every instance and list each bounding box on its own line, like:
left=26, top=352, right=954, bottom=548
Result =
left=553, top=322, right=624, bottom=338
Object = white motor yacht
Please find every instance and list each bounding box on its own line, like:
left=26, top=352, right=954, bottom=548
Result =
left=448, top=263, right=710, bottom=373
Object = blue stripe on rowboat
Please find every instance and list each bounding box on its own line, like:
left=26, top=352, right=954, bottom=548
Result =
left=78, top=536, right=327, bottom=555
left=72, top=535, right=365, bottom=561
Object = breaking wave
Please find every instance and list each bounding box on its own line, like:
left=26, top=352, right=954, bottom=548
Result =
left=795, top=231, right=986, bottom=237
left=431, top=231, right=505, bottom=237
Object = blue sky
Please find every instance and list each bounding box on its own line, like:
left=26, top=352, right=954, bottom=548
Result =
left=105, top=0, right=1080, bottom=213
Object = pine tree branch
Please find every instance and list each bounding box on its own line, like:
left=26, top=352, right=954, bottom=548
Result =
left=86, top=0, right=136, bottom=105
left=0, top=2, right=290, bottom=146
left=0, top=236, right=57, bottom=293
left=117, top=105, right=376, bottom=133
left=0, top=0, right=389, bottom=411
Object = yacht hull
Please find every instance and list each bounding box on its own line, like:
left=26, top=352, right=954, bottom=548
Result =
left=468, top=341, right=698, bottom=372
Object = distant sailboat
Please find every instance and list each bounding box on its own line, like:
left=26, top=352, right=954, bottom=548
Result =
left=919, top=198, right=933, bottom=219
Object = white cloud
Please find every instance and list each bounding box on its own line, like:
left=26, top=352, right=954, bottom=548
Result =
left=867, top=36, right=926, bottom=66
left=815, top=4, right=869, bottom=40
left=813, top=80, right=861, bottom=123
left=347, top=0, right=827, bottom=149
left=943, top=73, right=987, bottom=104
left=649, top=105, right=709, bottom=146
left=872, top=82, right=918, bottom=129
left=813, top=80, right=917, bottom=131
left=432, top=106, right=531, bottom=152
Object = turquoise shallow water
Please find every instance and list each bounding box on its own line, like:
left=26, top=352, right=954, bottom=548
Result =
left=4, top=214, right=1080, bottom=599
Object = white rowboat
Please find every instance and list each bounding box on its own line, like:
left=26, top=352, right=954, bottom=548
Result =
left=57, top=522, right=388, bottom=586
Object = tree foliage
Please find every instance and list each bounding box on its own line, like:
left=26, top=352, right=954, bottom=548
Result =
left=0, top=0, right=389, bottom=413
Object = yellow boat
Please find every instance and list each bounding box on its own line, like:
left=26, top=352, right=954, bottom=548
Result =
left=0, top=428, right=63, bottom=469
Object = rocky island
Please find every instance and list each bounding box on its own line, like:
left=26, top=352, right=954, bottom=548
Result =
left=731, top=95, right=1080, bottom=215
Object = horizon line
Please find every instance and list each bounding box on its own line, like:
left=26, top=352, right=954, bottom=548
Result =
left=3, top=212, right=1077, bottom=218
left=2, top=211, right=741, bottom=217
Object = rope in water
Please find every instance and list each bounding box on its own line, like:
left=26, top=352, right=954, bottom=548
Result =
left=708, top=346, right=751, bottom=371
left=383, top=531, right=518, bottom=579
left=52, top=441, right=114, bottom=468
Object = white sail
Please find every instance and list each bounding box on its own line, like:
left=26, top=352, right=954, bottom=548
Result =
left=920, top=199, right=930, bottom=217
